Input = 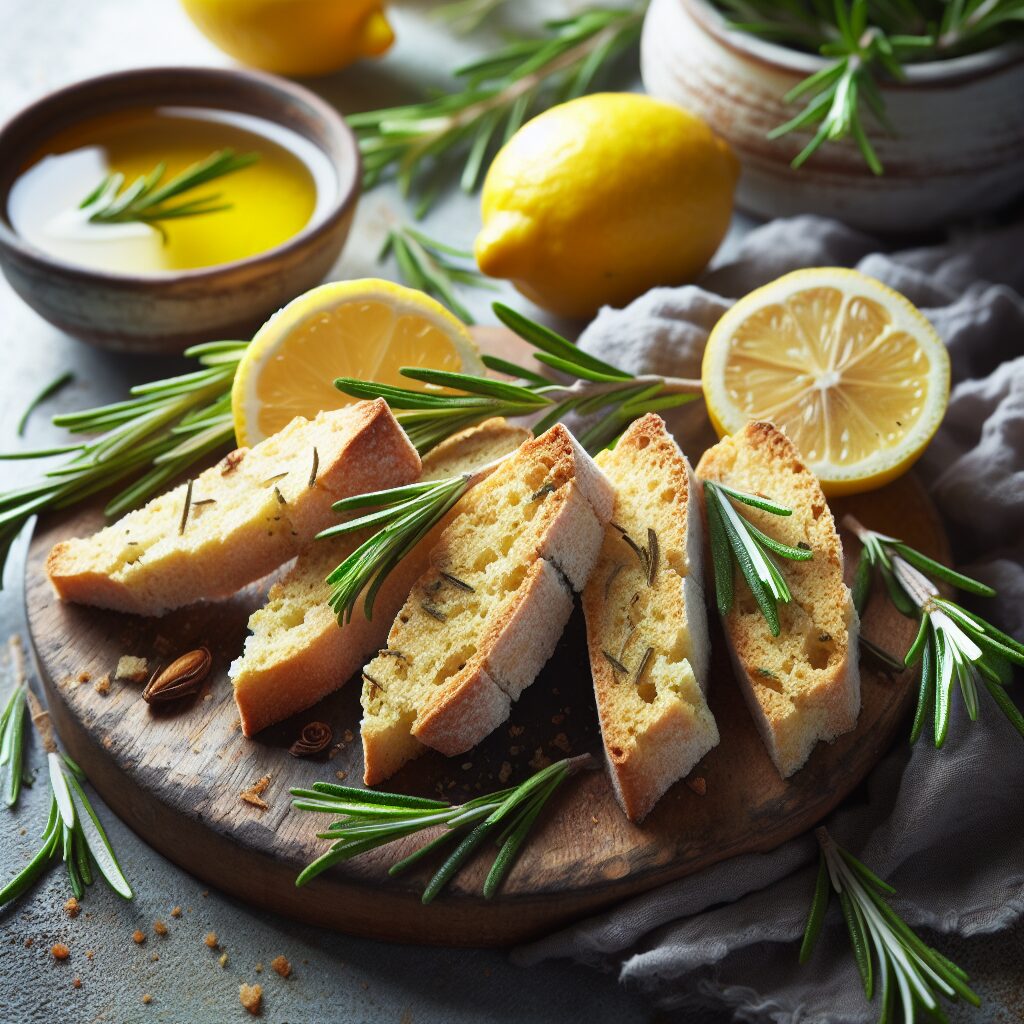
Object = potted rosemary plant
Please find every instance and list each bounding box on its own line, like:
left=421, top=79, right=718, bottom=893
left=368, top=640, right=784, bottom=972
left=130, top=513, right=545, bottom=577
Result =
left=640, top=0, right=1024, bottom=232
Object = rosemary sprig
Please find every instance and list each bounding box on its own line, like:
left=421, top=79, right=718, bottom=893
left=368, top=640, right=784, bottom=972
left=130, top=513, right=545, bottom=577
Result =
left=336, top=300, right=703, bottom=456
left=380, top=224, right=496, bottom=324
left=845, top=516, right=1024, bottom=746
left=17, top=371, right=74, bottom=437
left=349, top=5, right=645, bottom=208
left=292, top=754, right=593, bottom=902
left=0, top=341, right=244, bottom=587
left=326, top=303, right=702, bottom=619
left=81, top=149, right=259, bottom=238
left=801, top=827, right=978, bottom=1022
left=1, top=751, right=133, bottom=908
left=0, top=682, right=27, bottom=807
left=714, top=0, right=1024, bottom=173
left=704, top=481, right=813, bottom=637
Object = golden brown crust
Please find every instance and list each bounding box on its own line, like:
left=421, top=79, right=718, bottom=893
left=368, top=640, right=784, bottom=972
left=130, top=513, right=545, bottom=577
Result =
left=696, top=421, right=860, bottom=778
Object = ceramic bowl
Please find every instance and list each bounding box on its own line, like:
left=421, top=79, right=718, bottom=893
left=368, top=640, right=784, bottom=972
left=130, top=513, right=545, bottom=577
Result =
left=0, top=67, right=361, bottom=353
left=641, top=0, right=1024, bottom=232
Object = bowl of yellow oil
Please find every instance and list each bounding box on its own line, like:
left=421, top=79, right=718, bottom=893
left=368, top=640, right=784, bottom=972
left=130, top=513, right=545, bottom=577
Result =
left=0, top=67, right=360, bottom=352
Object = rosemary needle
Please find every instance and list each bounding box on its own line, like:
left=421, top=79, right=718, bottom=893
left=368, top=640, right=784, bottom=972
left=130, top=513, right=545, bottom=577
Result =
left=17, top=371, right=74, bottom=437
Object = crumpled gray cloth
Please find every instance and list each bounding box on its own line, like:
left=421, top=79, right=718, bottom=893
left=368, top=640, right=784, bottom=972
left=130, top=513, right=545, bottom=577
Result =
left=513, top=215, right=1024, bottom=1022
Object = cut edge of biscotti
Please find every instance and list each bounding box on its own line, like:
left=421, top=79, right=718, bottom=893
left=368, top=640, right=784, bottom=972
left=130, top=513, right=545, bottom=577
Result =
left=229, top=418, right=531, bottom=737
left=582, top=413, right=718, bottom=823
left=360, top=423, right=614, bottom=785
left=45, top=399, right=420, bottom=617
left=695, top=420, right=860, bottom=779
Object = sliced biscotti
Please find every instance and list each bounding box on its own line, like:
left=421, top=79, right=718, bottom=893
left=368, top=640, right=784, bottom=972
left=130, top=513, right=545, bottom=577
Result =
left=360, top=424, right=614, bottom=785
left=695, top=421, right=860, bottom=778
left=230, top=418, right=531, bottom=737
left=46, top=400, right=420, bottom=617
left=582, top=414, right=717, bottom=822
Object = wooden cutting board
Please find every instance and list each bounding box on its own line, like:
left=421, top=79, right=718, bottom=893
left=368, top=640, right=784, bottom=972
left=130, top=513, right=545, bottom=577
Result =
left=22, top=330, right=949, bottom=947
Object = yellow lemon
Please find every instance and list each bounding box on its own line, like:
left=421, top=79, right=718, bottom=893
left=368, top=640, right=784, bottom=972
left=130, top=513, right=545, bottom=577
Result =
left=232, top=279, right=483, bottom=446
left=180, top=0, right=394, bottom=77
left=701, top=268, right=950, bottom=496
left=474, top=93, right=738, bottom=319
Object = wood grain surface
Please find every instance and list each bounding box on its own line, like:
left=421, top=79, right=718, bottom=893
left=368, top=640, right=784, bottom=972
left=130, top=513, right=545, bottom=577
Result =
left=23, top=331, right=950, bottom=947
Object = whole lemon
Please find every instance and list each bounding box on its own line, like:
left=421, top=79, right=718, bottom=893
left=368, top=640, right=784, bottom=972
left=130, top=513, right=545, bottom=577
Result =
left=180, top=0, right=394, bottom=77
left=475, top=93, right=739, bottom=318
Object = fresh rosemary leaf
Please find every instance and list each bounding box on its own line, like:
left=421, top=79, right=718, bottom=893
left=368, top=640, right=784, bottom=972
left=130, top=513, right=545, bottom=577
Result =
left=17, top=371, right=74, bottom=437
left=480, top=354, right=552, bottom=386
left=706, top=487, right=734, bottom=617
left=892, top=542, right=996, bottom=597
left=798, top=853, right=830, bottom=964
left=399, top=367, right=548, bottom=405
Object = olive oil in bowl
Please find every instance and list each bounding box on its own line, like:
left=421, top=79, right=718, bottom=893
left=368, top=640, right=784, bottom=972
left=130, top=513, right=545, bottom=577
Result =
left=8, top=106, right=334, bottom=275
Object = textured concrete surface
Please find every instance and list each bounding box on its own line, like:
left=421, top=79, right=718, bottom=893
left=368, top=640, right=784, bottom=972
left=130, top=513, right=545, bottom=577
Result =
left=0, top=2, right=1020, bottom=1023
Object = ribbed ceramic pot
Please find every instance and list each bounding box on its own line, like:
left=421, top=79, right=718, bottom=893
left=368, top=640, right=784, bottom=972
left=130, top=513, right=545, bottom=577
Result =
left=641, top=0, right=1024, bottom=233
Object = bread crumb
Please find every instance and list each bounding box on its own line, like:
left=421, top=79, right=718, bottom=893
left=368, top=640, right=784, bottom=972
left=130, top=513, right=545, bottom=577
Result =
left=64, top=897, right=80, bottom=918
left=528, top=748, right=551, bottom=771
left=170, top=906, right=182, bottom=918
left=271, top=955, right=290, bottom=978
left=255, top=962, right=263, bottom=973
left=460, top=762, right=473, bottom=771
left=342, top=729, right=354, bottom=743
left=239, top=983, right=262, bottom=1015
left=153, top=920, right=168, bottom=936
left=509, top=745, right=521, bottom=756
left=52, top=943, right=70, bottom=960
left=73, top=977, right=82, bottom=989
left=132, top=930, right=145, bottom=945
left=240, top=774, right=271, bottom=810
left=219, top=952, right=229, bottom=968
left=85, top=950, right=94, bottom=960
left=150, top=953, right=159, bottom=962
left=686, top=776, right=707, bottom=796
left=550, top=732, right=571, bottom=753
left=77, top=671, right=91, bottom=684
left=335, top=770, right=348, bottom=781
left=142, top=993, right=152, bottom=1005
left=204, top=932, right=218, bottom=949
left=115, top=655, right=149, bottom=683
left=25, top=938, right=33, bottom=948
left=93, top=674, right=111, bottom=696
left=497, top=762, right=512, bottom=784
left=508, top=725, right=524, bottom=737
left=102, top=736, right=112, bottom=750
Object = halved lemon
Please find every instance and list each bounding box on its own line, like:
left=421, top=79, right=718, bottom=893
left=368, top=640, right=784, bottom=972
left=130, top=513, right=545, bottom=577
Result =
left=232, top=279, right=484, bottom=446
left=702, top=268, right=949, bottom=496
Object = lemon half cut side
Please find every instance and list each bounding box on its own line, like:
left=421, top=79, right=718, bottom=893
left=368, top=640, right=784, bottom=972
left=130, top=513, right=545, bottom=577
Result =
left=701, top=268, right=950, bottom=496
left=231, top=279, right=483, bottom=447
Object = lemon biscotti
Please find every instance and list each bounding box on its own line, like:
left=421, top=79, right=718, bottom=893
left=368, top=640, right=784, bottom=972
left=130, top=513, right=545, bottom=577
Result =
left=46, top=400, right=420, bottom=616
left=582, top=414, right=717, bottom=822
left=230, top=418, right=530, bottom=737
left=696, top=421, right=860, bottom=778
left=360, top=423, right=615, bottom=785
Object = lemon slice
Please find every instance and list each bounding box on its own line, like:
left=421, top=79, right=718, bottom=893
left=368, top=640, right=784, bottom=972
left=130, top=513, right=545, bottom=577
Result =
left=702, top=268, right=949, bottom=496
left=232, top=279, right=484, bottom=446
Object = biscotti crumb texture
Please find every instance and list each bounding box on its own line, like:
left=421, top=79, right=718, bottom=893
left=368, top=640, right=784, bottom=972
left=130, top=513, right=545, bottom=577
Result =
left=695, top=421, right=860, bottom=778
left=583, top=414, right=718, bottom=822
left=230, top=418, right=530, bottom=737
left=46, top=400, right=419, bottom=617
left=361, top=424, right=614, bottom=784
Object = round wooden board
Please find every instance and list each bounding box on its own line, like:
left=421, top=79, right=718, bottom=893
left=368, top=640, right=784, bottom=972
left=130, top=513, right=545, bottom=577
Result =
left=22, top=330, right=950, bottom=948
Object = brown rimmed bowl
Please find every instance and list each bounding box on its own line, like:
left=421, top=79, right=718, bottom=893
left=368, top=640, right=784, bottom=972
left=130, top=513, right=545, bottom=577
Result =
left=0, top=67, right=361, bottom=353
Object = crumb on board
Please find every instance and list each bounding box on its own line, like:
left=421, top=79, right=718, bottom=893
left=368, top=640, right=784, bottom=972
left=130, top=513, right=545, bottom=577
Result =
left=498, top=762, right=512, bottom=784
left=550, top=732, right=571, bottom=753
left=460, top=762, right=473, bottom=771
left=52, top=943, right=70, bottom=960
left=142, top=993, right=153, bottom=1005
left=271, top=955, right=291, bottom=978
left=153, top=920, right=168, bottom=936
left=528, top=748, right=551, bottom=771
left=76, top=671, right=91, bottom=684
left=508, top=724, right=524, bottom=738
left=240, top=775, right=272, bottom=811
left=132, top=930, right=146, bottom=945
left=335, top=770, right=348, bottom=782
left=115, top=656, right=149, bottom=683
left=25, top=938, right=33, bottom=948
left=686, top=776, right=707, bottom=796
left=255, top=962, right=263, bottom=974
left=64, top=897, right=80, bottom=918
left=204, top=932, right=218, bottom=949
left=170, top=906, right=182, bottom=918
left=219, top=952, right=229, bottom=969
left=239, top=983, right=263, bottom=1015
left=85, top=950, right=94, bottom=960
left=93, top=675, right=111, bottom=696
left=150, top=953, right=159, bottom=962
left=73, top=977, right=81, bottom=989
left=342, top=729, right=354, bottom=743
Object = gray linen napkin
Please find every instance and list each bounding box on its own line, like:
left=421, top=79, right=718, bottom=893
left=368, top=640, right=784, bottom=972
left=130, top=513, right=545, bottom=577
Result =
left=512, top=215, right=1024, bottom=1022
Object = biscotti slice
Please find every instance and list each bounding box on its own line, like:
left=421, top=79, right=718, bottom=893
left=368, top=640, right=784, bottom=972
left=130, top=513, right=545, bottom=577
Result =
left=361, top=424, right=615, bottom=785
left=695, top=421, right=860, bottom=778
left=230, top=418, right=531, bottom=736
left=582, top=414, right=717, bottom=822
left=46, top=400, right=420, bottom=616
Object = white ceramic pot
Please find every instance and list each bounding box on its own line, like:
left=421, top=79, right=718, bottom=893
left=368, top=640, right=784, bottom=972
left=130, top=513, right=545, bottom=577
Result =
left=641, top=0, right=1024, bottom=232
